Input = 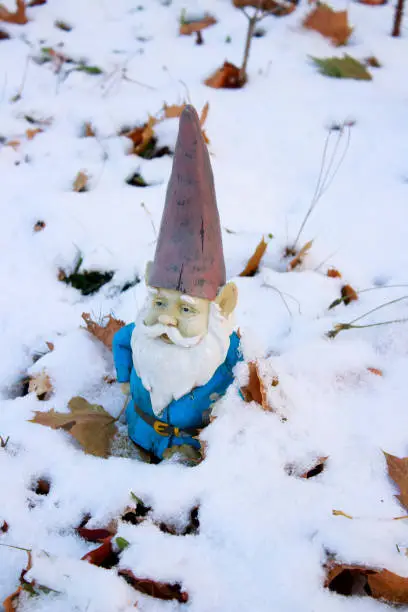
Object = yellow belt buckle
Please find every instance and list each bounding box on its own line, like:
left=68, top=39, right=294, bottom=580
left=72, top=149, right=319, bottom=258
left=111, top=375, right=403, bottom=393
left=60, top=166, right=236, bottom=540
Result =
left=153, top=420, right=169, bottom=436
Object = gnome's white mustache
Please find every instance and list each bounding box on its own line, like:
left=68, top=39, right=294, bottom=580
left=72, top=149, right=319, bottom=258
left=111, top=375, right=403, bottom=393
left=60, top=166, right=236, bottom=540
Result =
left=142, top=323, right=203, bottom=348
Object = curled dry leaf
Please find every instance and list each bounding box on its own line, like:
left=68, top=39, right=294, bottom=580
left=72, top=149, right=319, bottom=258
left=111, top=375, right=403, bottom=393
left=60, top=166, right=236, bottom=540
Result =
left=332, top=509, right=353, bottom=519
left=119, top=569, right=189, bottom=603
left=325, top=561, right=408, bottom=604
left=241, top=361, right=277, bottom=412
left=180, top=14, right=216, bottom=35
left=77, top=527, right=115, bottom=542
left=0, top=0, right=28, bottom=25
left=341, top=284, right=358, bottom=305
left=28, top=370, right=53, bottom=400
left=28, top=0, right=47, bottom=5
left=384, top=452, right=408, bottom=513
left=3, top=551, right=32, bottom=612
left=205, top=61, right=243, bottom=89
left=82, top=312, right=125, bottom=350
left=239, top=237, right=268, bottom=277
left=84, top=122, right=95, bottom=137
left=327, top=267, right=342, bottom=278
left=73, top=171, right=89, bottom=192
left=1, top=520, right=8, bottom=533
left=288, top=240, right=313, bottom=270
left=163, top=102, right=210, bottom=144
left=303, top=5, right=353, bottom=46
left=124, top=115, right=157, bottom=156
left=30, top=396, right=117, bottom=458
left=81, top=536, right=118, bottom=568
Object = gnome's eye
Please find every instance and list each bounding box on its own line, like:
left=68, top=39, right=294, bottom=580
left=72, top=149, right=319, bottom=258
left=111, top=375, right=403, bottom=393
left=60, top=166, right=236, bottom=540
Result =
left=155, top=299, right=165, bottom=308
left=181, top=305, right=193, bottom=314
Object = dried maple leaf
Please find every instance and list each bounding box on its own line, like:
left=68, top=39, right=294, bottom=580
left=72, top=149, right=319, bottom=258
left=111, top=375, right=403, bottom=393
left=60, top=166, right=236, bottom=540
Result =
left=119, top=569, right=189, bottom=603
left=73, top=171, right=88, bottom=192
left=30, top=396, right=117, bottom=458
left=82, top=313, right=125, bottom=350
left=239, top=237, right=268, bottom=276
left=303, top=4, right=352, bottom=46
left=325, top=561, right=408, bottom=603
left=26, top=127, right=42, bottom=140
left=327, top=267, right=342, bottom=278
left=384, top=452, right=408, bottom=513
left=288, top=240, right=313, bottom=270
left=341, top=284, right=358, bottom=305
left=205, top=61, right=243, bottom=89
left=28, top=370, right=53, bottom=400
left=180, top=14, right=216, bottom=35
left=0, top=0, right=28, bottom=25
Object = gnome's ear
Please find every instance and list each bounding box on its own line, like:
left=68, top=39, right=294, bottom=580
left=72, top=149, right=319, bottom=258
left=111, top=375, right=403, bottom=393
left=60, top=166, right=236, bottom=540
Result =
left=145, top=261, right=153, bottom=284
left=215, top=282, right=238, bottom=317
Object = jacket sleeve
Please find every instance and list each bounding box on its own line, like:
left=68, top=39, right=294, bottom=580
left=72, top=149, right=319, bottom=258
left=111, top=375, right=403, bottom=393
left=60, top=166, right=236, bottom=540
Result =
left=112, top=323, right=135, bottom=383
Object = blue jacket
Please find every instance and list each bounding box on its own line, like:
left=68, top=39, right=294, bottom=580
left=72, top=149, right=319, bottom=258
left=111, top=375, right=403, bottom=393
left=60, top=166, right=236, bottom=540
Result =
left=112, top=323, right=242, bottom=459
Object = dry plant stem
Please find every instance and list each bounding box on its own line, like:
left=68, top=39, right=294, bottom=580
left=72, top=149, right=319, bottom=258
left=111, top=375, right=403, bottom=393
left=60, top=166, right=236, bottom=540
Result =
left=392, top=0, right=405, bottom=36
left=328, top=295, right=408, bottom=338
left=330, top=284, right=408, bottom=309
left=292, top=123, right=351, bottom=251
left=239, top=6, right=262, bottom=83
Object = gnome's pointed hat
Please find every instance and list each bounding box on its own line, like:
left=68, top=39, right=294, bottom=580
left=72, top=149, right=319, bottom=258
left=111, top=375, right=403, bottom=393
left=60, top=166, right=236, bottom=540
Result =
left=148, top=105, right=226, bottom=300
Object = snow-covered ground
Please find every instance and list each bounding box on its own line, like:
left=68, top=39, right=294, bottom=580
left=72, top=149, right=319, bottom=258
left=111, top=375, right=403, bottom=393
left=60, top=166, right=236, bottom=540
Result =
left=1, top=0, right=408, bottom=610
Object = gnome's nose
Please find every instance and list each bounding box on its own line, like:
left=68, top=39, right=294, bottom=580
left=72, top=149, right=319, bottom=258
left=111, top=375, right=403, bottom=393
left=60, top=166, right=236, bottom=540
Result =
left=158, top=314, right=177, bottom=327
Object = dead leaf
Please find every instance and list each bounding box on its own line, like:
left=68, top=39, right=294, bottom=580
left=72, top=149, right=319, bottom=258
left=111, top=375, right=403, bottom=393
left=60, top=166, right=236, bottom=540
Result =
left=28, top=370, right=53, bottom=400
left=6, top=139, right=20, bottom=150
left=73, top=171, right=88, bottom=192
left=1, top=520, right=8, bottom=533
left=341, top=284, right=358, bottom=305
left=124, top=115, right=157, bottom=156
left=28, top=0, right=46, bottom=5
left=325, top=561, right=408, bottom=603
left=119, top=569, right=189, bottom=603
left=239, top=237, right=268, bottom=276
left=359, top=0, right=386, bottom=4
left=3, top=550, right=32, bottom=612
left=45, top=341, right=54, bottom=352
left=301, top=456, right=328, bottom=478
left=233, top=0, right=297, bottom=15
left=82, top=312, right=125, bottom=350
left=367, top=367, right=383, bottom=376
left=332, top=509, right=353, bottom=519
left=240, top=361, right=274, bottom=412
left=205, top=61, right=243, bottom=89
left=103, top=375, right=116, bottom=384
left=30, top=396, right=117, bottom=458
left=384, top=452, right=408, bottom=513
left=33, top=477, right=51, bottom=495
left=0, top=0, right=28, bottom=25
left=180, top=14, right=216, bottom=35
left=163, top=102, right=210, bottom=144
left=0, top=28, right=10, bottom=39
left=77, top=527, right=115, bottom=542
left=200, top=101, right=209, bottom=127
left=288, top=240, right=313, bottom=270
left=82, top=536, right=118, bottom=567
left=33, top=220, right=46, bottom=232
left=84, top=122, right=95, bottom=137
left=303, top=5, right=353, bottom=46
left=26, top=127, right=42, bottom=140
left=327, top=267, right=342, bottom=278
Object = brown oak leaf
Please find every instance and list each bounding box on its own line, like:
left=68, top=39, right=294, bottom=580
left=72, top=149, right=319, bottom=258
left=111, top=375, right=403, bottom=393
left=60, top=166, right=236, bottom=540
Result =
left=82, top=313, right=125, bottom=350
left=30, top=396, right=116, bottom=458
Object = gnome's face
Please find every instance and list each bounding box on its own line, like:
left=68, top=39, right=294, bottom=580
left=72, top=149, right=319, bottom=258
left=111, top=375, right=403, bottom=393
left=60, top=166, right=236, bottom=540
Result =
left=143, top=288, right=210, bottom=343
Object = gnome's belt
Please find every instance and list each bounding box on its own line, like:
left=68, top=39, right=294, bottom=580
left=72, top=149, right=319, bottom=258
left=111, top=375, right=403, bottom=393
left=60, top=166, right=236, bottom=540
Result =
left=133, top=403, right=200, bottom=438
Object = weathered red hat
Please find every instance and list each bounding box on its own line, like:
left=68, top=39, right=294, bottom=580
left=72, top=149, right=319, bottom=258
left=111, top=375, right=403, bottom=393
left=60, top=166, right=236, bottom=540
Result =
left=148, top=105, right=226, bottom=300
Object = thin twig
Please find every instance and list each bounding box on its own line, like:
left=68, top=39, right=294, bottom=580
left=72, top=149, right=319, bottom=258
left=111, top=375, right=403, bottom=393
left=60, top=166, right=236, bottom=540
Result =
left=348, top=295, right=408, bottom=326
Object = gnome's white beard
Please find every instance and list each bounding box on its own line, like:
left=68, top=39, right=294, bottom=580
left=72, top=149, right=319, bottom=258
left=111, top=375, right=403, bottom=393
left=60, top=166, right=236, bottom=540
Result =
left=131, top=303, right=234, bottom=417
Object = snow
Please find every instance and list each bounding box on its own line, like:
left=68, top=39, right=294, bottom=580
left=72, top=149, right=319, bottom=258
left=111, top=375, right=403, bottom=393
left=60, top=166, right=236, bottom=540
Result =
left=0, top=0, right=408, bottom=610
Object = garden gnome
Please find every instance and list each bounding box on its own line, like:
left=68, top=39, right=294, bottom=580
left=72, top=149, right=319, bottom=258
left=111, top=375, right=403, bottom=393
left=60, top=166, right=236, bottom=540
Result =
left=112, top=105, right=241, bottom=462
